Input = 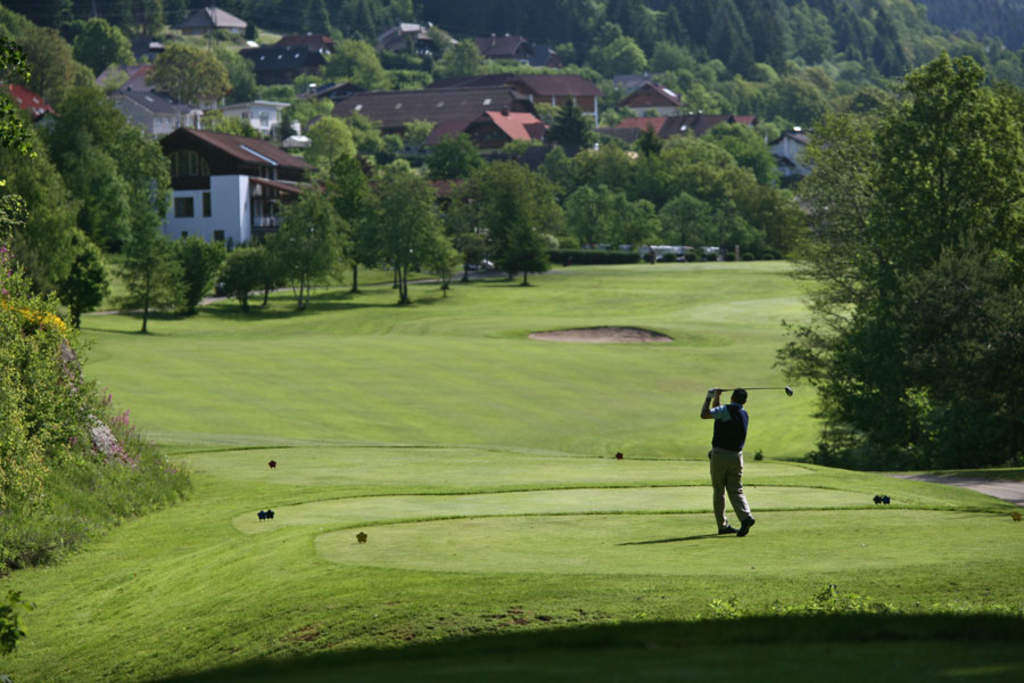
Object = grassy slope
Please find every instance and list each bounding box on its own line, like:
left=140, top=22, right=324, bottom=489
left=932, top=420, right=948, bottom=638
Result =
left=3, top=262, right=1022, bottom=682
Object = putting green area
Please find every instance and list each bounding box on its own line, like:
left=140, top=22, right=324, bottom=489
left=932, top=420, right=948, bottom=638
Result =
left=318, top=510, right=1014, bottom=576
left=5, top=263, right=1022, bottom=682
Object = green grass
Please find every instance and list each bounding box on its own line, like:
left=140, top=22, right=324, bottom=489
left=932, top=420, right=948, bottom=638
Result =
left=3, top=262, right=1022, bottom=682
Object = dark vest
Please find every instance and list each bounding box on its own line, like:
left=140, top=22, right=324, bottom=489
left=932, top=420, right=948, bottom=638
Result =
left=712, top=404, right=749, bottom=452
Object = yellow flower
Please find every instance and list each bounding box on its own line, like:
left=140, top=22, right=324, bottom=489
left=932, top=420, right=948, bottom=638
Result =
left=1, top=301, right=68, bottom=333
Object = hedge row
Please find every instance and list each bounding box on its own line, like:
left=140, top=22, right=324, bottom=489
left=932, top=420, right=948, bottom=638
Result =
left=548, top=249, right=642, bottom=265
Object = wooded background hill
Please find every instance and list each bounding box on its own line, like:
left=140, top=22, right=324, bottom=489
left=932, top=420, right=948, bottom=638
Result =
left=919, top=0, right=1024, bottom=49
left=5, top=1, right=1024, bottom=88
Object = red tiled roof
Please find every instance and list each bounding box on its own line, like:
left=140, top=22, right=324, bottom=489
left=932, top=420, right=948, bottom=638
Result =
left=483, top=110, right=545, bottom=141
left=5, top=84, right=54, bottom=119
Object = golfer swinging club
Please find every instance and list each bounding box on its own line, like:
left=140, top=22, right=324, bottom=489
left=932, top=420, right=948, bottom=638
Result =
left=701, top=388, right=756, bottom=537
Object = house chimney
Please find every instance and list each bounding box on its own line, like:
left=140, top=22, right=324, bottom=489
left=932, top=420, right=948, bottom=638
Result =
left=501, top=106, right=510, bottom=116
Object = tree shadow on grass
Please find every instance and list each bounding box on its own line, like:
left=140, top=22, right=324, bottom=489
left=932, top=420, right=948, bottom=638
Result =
left=199, top=287, right=451, bottom=321
left=158, top=614, right=1024, bottom=682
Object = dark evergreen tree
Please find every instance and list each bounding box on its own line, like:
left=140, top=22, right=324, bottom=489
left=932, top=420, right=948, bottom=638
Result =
left=708, top=0, right=754, bottom=76
left=545, top=98, right=594, bottom=155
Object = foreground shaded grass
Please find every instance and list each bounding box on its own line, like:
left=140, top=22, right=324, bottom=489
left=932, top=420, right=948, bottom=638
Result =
left=3, top=263, right=1021, bottom=681
left=165, top=615, right=1024, bottom=683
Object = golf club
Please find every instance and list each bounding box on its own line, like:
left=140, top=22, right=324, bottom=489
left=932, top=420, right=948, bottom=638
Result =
left=715, top=386, right=794, bottom=396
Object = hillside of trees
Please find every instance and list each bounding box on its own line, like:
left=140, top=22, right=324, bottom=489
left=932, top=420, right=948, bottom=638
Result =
left=920, top=0, right=1024, bottom=50
left=5, top=1, right=1024, bottom=86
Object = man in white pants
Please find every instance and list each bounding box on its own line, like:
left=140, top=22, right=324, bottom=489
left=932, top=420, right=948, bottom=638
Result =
left=701, top=388, right=755, bottom=537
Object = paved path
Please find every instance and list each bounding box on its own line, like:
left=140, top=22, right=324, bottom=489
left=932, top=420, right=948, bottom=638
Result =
left=894, top=474, right=1024, bottom=506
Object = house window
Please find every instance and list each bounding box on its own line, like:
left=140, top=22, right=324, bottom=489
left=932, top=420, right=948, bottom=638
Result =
left=213, top=230, right=225, bottom=242
left=174, top=197, right=194, bottom=217
left=202, top=192, right=211, bottom=217
left=181, top=231, right=188, bottom=238
left=170, top=150, right=209, bottom=178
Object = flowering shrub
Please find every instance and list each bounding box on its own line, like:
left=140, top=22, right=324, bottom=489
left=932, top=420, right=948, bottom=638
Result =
left=0, top=243, right=85, bottom=511
left=0, top=243, right=189, bottom=570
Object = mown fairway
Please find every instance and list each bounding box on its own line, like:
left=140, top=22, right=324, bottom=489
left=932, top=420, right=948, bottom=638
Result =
left=3, top=262, right=1023, bottom=682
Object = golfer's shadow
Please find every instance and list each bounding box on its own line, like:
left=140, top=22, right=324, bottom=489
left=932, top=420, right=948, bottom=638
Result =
left=618, top=533, right=721, bottom=546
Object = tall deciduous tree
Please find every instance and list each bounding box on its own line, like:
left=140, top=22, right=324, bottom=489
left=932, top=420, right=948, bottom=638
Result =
left=149, top=43, right=230, bottom=105
left=425, top=133, right=483, bottom=180
left=433, top=38, right=484, bottom=78
left=219, top=245, right=266, bottom=313
left=780, top=53, right=1024, bottom=470
left=450, top=161, right=563, bottom=286
left=58, top=236, right=109, bottom=328
left=306, top=117, right=357, bottom=171
left=324, top=39, right=390, bottom=90
left=274, top=192, right=342, bottom=310
left=119, top=227, right=183, bottom=334
left=374, top=161, right=447, bottom=304
left=326, top=154, right=375, bottom=293
left=71, top=17, right=132, bottom=76
left=176, top=236, right=225, bottom=315
left=0, top=123, right=82, bottom=292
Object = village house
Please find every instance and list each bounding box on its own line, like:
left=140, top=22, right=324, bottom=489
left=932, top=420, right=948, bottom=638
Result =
left=474, top=34, right=533, bottom=62
left=96, top=63, right=153, bottom=93
left=602, top=113, right=758, bottom=143
left=330, top=86, right=536, bottom=136
left=240, top=35, right=333, bottom=85
left=428, top=73, right=602, bottom=126
left=769, top=127, right=811, bottom=181
left=178, top=6, right=247, bottom=36
left=159, top=128, right=312, bottom=246
left=376, top=23, right=442, bottom=55
left=618, top=81, right=683, bottom=117
left=216, top=100, right=291, bottom=137
left=426, top=109, right=547, bottom=149
left=4, top=83, right=55, bottom=122
left=112, top=90, right=202, bottom=137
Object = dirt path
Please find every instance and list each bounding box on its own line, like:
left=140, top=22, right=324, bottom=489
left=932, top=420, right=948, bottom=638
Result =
left=893, top=474, right=1024, bottom=506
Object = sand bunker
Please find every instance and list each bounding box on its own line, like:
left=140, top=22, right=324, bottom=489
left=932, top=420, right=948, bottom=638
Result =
left=528, top=326, right=673, bottom=343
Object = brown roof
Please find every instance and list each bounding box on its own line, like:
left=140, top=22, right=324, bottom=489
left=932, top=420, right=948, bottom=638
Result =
left=425, top=118, right=473, bottom=145
left=276, top=34, right=334, bottom=50
left=428, top=74, right=517, bottom=89
left=180, top=7, right=246, bottom=30
left=250, top=177, right=304, bottom=194
left=96, top=64, right=153, bottom=92
left=331, top=87, right=533, bottom=132
left=510, top=74, right=601, bottom=97
left=474, top=35, right=531, bottom=60
left=428, top=73, right=602, bottom=98
left=620, top=82, right=682, bottom=108
left=166, top=128, right=313, bottom=170
left=614, top=114, right=758, bottom=139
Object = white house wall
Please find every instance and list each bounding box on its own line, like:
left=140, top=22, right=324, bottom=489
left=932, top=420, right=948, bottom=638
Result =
left=161, top=175, right=252, bottom=245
